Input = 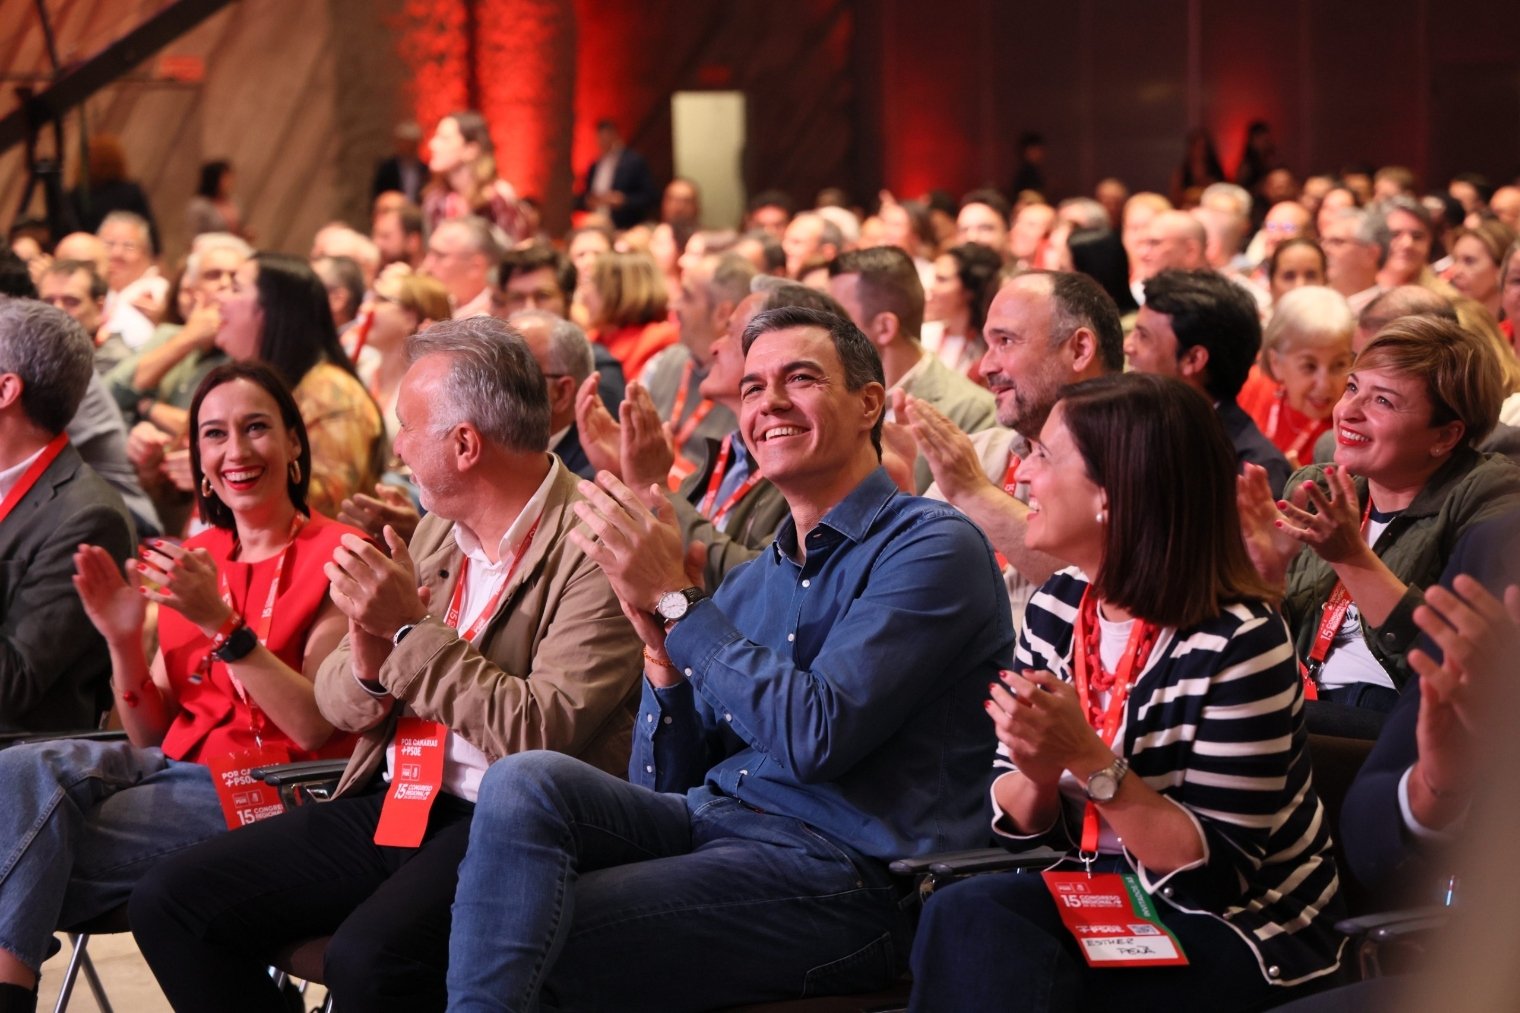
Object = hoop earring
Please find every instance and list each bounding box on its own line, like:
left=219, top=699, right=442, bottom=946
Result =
left=201, top=476, right=214, bottom=498
left=289, top=460, right=302, bottom=484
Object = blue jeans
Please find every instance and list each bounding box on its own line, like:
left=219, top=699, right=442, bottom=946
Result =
left=0, top=737, right=224, bottom=972
left=446, top=751, right=913, bottom=1012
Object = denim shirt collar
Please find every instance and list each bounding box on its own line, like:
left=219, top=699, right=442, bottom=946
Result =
left=772, top=466, right=898, bottom=561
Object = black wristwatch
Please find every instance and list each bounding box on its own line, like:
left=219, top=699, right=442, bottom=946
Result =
left=211, top=623, right=258, bottom=663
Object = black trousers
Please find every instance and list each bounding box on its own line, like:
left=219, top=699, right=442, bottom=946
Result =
left=130, top=788, right=474, bottom=1013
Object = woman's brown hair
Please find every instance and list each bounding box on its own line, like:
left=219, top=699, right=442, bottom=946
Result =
left=1059, top=373, right=1275, bottom=628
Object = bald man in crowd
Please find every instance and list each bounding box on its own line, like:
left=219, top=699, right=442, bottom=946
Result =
left=422, top=216, right=500, bottom=319
left=1133, top=210, right=1205, bottom=301
left=781, top=211, right=843, bottom=279
left=906, top=270, right=1124, bottom=629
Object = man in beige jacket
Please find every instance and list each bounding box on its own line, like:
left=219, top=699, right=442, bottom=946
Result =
left=130, top=316, right=642, bottom=1012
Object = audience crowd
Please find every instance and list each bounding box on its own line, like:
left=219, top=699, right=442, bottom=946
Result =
left=1, top=110, right=1519, bottom=1012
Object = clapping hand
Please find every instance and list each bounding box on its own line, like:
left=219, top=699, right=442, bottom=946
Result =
left=134, top=539, right=235, bottom=636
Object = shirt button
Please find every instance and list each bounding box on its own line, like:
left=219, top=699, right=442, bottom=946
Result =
left=646, top=713, right=653, bottom=723
left=801, top=578, right=811, bottom=588
left=1267, top=965, right=1281, bottom=980
left=739, top=769, right=749, bottom=776
left=787, top=633, right=795, bottom=642
left=1161, top=887, right=1174, bottom=898
left=683, top=667, right=693, bottom=677
left=662, top=715, right=673, bottom=725
left=724, top=712, right=733, bottom=722
left=645, top=765, right=653, bottom=773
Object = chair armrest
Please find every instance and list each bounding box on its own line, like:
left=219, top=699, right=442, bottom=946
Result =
left=1337, top=905, right=1450, bottom=979
left=250, top=759, right=349, bottom=809
left=0, top=729, right=128, bottom=748
left=1336, top=906, right=1449, bottom=940
left=889, top=846, right=1063, bottom=879
left=249, top=759, right=350, bottom=786
left=890, top=845, right=1066, bottom=898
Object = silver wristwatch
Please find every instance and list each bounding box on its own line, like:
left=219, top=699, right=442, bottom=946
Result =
left=1084, top=756, right=1129, bottom=804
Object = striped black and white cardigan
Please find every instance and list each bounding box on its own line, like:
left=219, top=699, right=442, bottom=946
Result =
left=1000, top=570, right=1346, bottom=987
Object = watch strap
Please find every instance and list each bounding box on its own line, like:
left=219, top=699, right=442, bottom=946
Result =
left=211, top=623, right=258, bottom=663
left=1085, top=756, right=1129, bottom=803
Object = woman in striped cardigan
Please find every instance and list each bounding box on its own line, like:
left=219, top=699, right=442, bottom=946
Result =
left=909, top=374, right=1345, bottom=1012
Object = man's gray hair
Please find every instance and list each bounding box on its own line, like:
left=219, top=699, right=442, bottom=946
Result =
left=405, top=315, right=549, bottom=452
left=185, top=232, right=253, bottom=285
left=1201, top=182, right=1252, bottom=220
left=1338, top=207, right=1391, bottom=264
left=707, top=252, right=758, bottom=306
left=439, top=215, right=503, bottom=262
left=0, top=298, right=94, bottom=433
left=1058, top=197, right=1110, bottom=231
left=509, top=309, right=594, bottom=384
left=98, top=210, right=153, bottom=253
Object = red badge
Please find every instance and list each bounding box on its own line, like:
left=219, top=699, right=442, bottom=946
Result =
left=372, top=717, right=448, bottom=848
left=1043, top=871, right=1189, bottom=967
left=208, top=745, right=291, bottom=830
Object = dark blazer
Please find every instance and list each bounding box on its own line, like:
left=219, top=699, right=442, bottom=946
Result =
left=1218, top=398, right=1292, bottom=495
left=1340, top=511, right=1520, bottom=900
left=372, top=154, right=427, bottom=203
left=577, top=148, right=657, bottom=230
left=0, top=443, right=135, bottom=732
left=553, top=423, right=595, bottom=480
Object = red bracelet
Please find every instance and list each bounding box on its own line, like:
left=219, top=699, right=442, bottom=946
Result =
left=642, top=645, right=672, bottom=667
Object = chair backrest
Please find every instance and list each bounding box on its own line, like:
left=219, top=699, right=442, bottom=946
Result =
left=1307, top=731, right=1376, bottom=916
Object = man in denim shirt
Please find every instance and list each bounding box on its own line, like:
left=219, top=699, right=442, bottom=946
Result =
left=446, top=306, right=1012, bottom=1012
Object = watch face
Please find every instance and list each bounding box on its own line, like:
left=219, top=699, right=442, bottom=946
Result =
left=656, top=591, right=690, bottom=622
left=1087, top=772, right=1118, bottom=803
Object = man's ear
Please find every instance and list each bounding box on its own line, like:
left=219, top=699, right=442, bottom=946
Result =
left=1067, top=327, right=1097, bottom=374
left=452, top=422, right=485, bottom=470
left=0, top=373, right=22, bottom=412
left=858, top=381, right=886, bottom=432
left=869, top=312, right=901, bottom=349
left=1179, top=343, right=1211, bottom=383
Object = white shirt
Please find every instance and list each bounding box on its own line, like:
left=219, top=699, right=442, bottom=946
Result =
left=382, top=458, right=560, bottom=802
left=0, top=444, right=46, bottom=502
left=591, top=148, right=621, bottom=196
left=1317, top=515, right=1397, bottom=691
left=105, top=269, right=169, bottom=350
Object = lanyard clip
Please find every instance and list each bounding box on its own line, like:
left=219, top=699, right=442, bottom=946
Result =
left=1079, top=850, right=1097, bottom=879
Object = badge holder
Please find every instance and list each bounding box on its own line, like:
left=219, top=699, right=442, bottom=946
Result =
left=1044, top=870, right=1189, bottom=968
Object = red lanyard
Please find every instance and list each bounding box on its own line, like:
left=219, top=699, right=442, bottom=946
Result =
left=1306, top=497, right=1375, bottom=673
left=0, top=434, right=68, bottom=526
left=1072, top=588, right=1160, bottom=855
left=213, top=512, right=307, bottom=746
left=1001, top=448, right=1023, bottom=496
left=992, top=449, right=1023, bottom=571
left=697, top=437, right=763, bottom=527
left=443, top=516, right=541, bottom=643
left=348, top=306, right=375, bottom=363
left=669, top=359, right=714, bottom=448
left=1265, top=389, right=1317, bottom=468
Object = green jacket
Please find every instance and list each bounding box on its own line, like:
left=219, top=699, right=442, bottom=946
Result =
left=1283, top=448, right=1520, bottom=690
